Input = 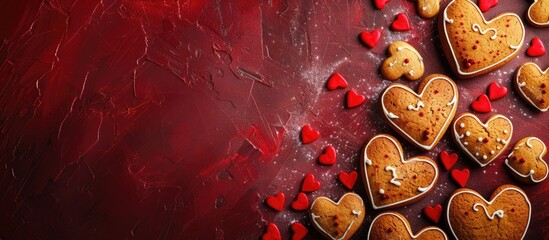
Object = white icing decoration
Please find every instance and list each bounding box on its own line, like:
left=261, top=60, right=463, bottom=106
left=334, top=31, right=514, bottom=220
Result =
left=379, top=189, right=385, bottom=194
left=369, top=212, right=448, bottom=240
left=362, top=135, right=439, bottom=209
left=490, top=150, right=495, bottom=155
left=408, top=100, right=424, bottom=111
left=387, top=112, right=399, bottom=119
left=497, top=138, right=501, bottom=142
left=447, top=95, right=456, bottom=106
left=527, top=0, right=549, bottom=27
left=457, top=134, right=464, bottom=139
left=465, top=131, right=471, bottom=136
left=482, top=155, right=487, bottom=160
left=385, top=166, right=402, bottom=186
left=464, top=142, right=468, bottom=145
left=516, top=63, right=549, bottom=112
left=422, top=6, right=428, bottom=11
left=472, top=23, right=497, bottom=40
left=409, top=70, right=414, bottom=76
left=310, top=193, right=364, bottom=240
left=504, top=130, right=508, bottom=134
left=477, top=137, right=483, bottom=142
left=472, top=203, right=504, bottom=220
left=397, top=46, right=424, bottom=61
left=460, top=123, right=465, bottom=128
left=518, top=82, right=526, bottom=87
left=497, top=146, right=501, bottom=150
left=442, top=0, right=525, bottom=76
left=352, top=210, right=361, bottom=216
left=501, top=139, right=508, bottom=144
left=365, top=158, right=372, bottom=165
left=504, top=137, right=548, bottom=183
left=510, top=44, right=521, bottom=49
left=475, top=152, right=480, bottom=156
left=389, top=60, right=397, bottom=67
left=418, top=186, right=429, bottom=192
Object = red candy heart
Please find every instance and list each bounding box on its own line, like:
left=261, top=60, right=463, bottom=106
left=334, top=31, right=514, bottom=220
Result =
left=301, top=173, right=321, bottom=192
left=291, top=222, right=308, bottom=240
left=471, top=94, right=492, bottom=113
left=265, top=192, right=285, bottom=211
left=440, top=150, right=458, bottom=171
left=318, top=145, right=337, bottom=165
left=360, top=29, right=382, bottom=48
left=291, top=192, right=309, bottom=211
left=373, top=0, right=390, bottom=9
left=262, top=223, right=281, bottom=240
left=346, top=89, right=366, bottom=108
left=423, top=204, right=443, bottom=224
left=478, top=0, right=498, bottom=12
left=451, top=168, right=470, bottom=187
left=338, top=170, right=358, bottom=190
left=326, top=72, right=348, bottom=90
left=391, top=13, right=410, bottom=31
left=301, top=124, right=320, bottom=144
left=527, top=37, right=546, bottom=57
left=487, top=82, right=508, bottom=100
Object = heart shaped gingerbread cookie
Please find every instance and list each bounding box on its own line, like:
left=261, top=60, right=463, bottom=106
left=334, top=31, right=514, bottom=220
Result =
left=452, top=113, right=513, bottom=167
left=380, top=41, right=424, bottom=81
left=309, top=193, right=365, bottom=240
left=439, top=0, right=525, bottom=79
left=447, top=185, right=531, bottom=240
left=368, top=211, right=448, bottom=240
left=505, top=137, right=548, bottom=184
left=361, top=134, right=439, bottom=209
left=381, top=74, right=458, bottom=150
left=515, top=62, right=549, bottom=112
left=528, top=0, right=549, bottom=27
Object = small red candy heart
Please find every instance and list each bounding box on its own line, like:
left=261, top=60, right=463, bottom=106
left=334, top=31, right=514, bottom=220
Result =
left=478, top=0, right=498, bottom=12
left=318, top=145, right=337, bottom=165
left=360, top=29, right=382, bottom=48
left=262, top=223, right=281, bottom=240
left=471, top=94, right=492, bottom=113
left=440, top=150, right=458, bottom=171
left=391, top=13, right=410, bottom=31
left=451, top=168, right=470, bottom=187
left=338, top=170, right=358, bottom=190
left=527, top=37, right=546, bottom=57
left=301, top=124, right=320, bottom=144
left=291, top=222, right=308, bottom=240
left=487, top=82, right=508, bottom=100
left=265, top=192, right=285, bottom=211
left=326, top=72, right=348, bottom=90
left=291, top=192, right=309, bottom=211
left=373, top=0, right=390, bottom=9
left=346, top=89, right=366, bottom=108
left=423, top=204, right=443, bottom=224
left=301, top=173, right=321, bottom=192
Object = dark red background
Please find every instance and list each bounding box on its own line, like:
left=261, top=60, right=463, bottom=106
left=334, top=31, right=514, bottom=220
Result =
left=0, top=0, right=547, bottom=239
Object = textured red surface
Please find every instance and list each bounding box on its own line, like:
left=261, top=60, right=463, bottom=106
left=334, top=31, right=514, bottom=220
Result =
left=0, top=0, right=547, bottom=239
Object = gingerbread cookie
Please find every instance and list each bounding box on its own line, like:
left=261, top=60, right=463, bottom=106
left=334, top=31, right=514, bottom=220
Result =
left=368, top=211, right=448, bottom=240
left=361, top=134, right=438, bottom=209
left=505, top=137, right=548, bottom=184
left=452, top=113, right=513, bottom=167
left=309, top=193, right=365, bottom=240
left=528, top=0, right=549, bottom=27
left=447, top=184, right=531, bottom=240
left=418, top=0, right=442, bottom=19
left=380, top=41, right=424, bottom=81
left=439, top=0, right=525, bottom=79
left=381, top=74, right=458, bottom=150
left=515, top=62, right=549, bottom=112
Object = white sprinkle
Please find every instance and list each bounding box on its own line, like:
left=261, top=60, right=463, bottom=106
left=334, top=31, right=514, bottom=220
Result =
left=478, top=137, right=483, bottom=142
left=464, top=142, right=469, bottom=145
left=497, top=138, right=501, bottom=143
left=503, top=130, right=508, bottom=134
left=466, top=131, right=471, bottom=136
left=379, top=189, right=385, bottom=194
left=476, top=152, right=480, bottom=156
left=497, top=146, right=501, bottom=150
left=460, top=123, right=465, bottom=128
left=483, top=155, right=488, bottom=160
left=490, top=150, right=495, bottom=155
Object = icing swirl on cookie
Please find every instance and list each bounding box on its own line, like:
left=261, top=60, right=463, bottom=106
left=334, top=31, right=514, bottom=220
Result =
left=472, top=24, right=498, bottom=40
left=473, top=203, right=504, bottom=220
left=385, top=166, right=402, bottom=186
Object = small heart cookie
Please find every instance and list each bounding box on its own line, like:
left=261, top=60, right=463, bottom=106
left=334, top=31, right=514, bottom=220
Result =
left=417, top=0, right=442, bottom=19
left=452, top=113, right=513, bottom=167
left=447, top=185, right=531, bottom=240
left=309, top=193, right=365, bottom=240
left=515, top=62, right=549, bottom=112
left=381, top=74, right=458, bottom=150
left=380, top=41, right=424, bottom=81
left=439, top=0, right=525, bottom=79
left=368, top=211, right=448, bottom=240
left=527, top=0, right=549, bottom=27
left=361, top=134, right=439, bottom=209
left=505, top=137, right=548, bottom=184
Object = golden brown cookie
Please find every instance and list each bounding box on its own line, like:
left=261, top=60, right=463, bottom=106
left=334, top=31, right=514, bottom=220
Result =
left=361, top=134, right=439, bottom=210
left=368, top=211, right=448, bottom=240
left=439, top=0, right=525, bottom=79
left=381, top=74, right=458, bottom=150
left=418, top=0, right=442, bottom=19
left=380, top=41, right=424, bottom=81
left=309, top=193, right=365, bottom=240
left=528, top=0, right=549, bottom=27
left=515, top=62, right=549, bottom=112
left=447, top=185, right=531, bottom=240
left=505, top=137, right=548, bottom=184
left=452, top=113, right=513, bottom=167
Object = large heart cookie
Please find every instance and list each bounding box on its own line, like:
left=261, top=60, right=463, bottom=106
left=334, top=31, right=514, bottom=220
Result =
left=528, top=0, right=549, bottom=27
left=505, top=137, right=548, bottom=184
left=439, top=0, right=525, bottom=79
left=515, top=62, right=549, bottom=112
left=452, top=113, right=513, bottom=167
left=447, top=185, right=531, bottom=240
left=361, top=134, right=438, bottom=209
left=380, top=41, right=424, bottom=81
left=368, top=211, right=448, bottom=240
left=309, top=193, right=365, bottom=240
left=381, top=74, right=458, bottom=150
